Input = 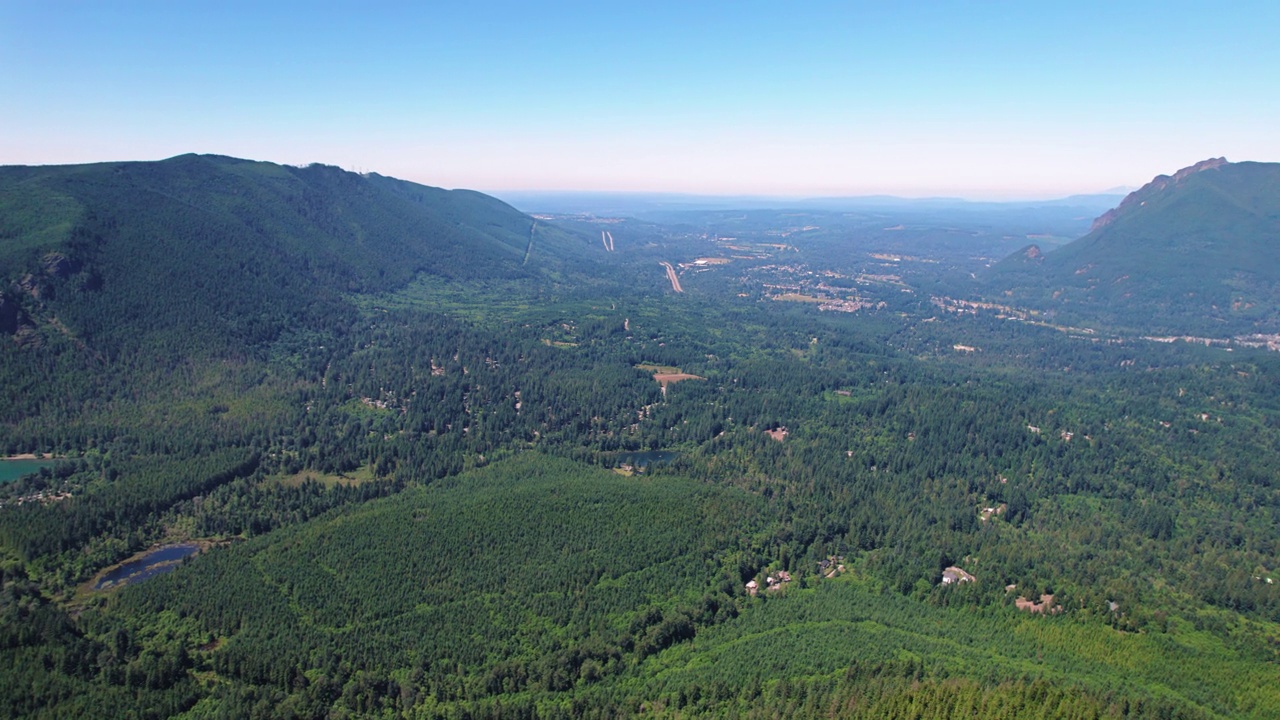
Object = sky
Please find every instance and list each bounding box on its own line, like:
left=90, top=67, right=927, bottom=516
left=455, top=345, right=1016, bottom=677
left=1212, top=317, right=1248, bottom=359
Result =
left=2, top=1, right=1278, bottom=199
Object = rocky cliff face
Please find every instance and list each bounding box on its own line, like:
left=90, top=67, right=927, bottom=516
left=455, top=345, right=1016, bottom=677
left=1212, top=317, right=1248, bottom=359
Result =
left=1090, top=158, right=1229, bottom=232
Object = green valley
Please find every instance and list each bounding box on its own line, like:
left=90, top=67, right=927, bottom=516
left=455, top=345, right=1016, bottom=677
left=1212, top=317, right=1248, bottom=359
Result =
left=2, top=156, right=1279, bottom=719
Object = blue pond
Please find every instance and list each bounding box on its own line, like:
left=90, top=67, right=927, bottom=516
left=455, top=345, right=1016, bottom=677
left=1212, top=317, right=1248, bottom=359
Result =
left=94, top=544, right=200, bottom=590
left=0, top=459, right=58, bottom=484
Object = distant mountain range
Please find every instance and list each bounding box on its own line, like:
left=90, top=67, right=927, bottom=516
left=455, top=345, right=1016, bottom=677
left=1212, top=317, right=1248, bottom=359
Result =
left=991, top=158, right=1280, bottom=335
left=493, top=190, right=1126, bottom=217
left=0, top=154, right=587, bottom=355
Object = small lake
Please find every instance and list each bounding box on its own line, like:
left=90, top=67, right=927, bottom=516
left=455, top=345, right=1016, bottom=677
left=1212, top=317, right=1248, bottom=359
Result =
left=0, top=459, right=59, bottom=484
left=612, top=450, right=680, bottom=469
left=94, top=544, right=201, bottom=590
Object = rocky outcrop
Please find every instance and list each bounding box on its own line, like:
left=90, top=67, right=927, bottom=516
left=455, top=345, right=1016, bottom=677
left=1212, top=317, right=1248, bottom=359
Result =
left=16, top=274, right=47, bottom=301
left=1170, top=157, right=1229, bottom=182
left=11, top=254, right=93, bottom=303
left=1090, top=158, right=1229, bottom=232
left=41, top=252, right=80, bottom=279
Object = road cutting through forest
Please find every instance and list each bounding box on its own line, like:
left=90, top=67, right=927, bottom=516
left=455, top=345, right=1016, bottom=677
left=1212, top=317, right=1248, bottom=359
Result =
left=660, top=261, right=683, bottom=293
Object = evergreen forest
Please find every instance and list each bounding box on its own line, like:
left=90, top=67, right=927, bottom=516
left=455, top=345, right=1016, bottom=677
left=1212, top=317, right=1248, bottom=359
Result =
left=1, top=156, right=1278, bottom=718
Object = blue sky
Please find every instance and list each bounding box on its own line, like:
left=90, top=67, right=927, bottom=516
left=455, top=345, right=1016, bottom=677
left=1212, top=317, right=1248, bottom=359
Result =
left=3, top=1, right=1277, bottom=198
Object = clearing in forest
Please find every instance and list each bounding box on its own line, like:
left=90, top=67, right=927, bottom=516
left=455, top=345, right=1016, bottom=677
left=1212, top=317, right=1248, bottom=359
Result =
left=653, top=372, right=704, bottom=388
left=637, top=363, right=705, bottom=393
left=274, top=465, right=377, bottom=488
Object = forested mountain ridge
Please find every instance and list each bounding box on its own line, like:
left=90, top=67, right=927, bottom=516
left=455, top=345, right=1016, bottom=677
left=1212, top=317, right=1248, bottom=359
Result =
left=991, top=158, right=1280, bottom=335
left=0, top=154, right=588, bottom=355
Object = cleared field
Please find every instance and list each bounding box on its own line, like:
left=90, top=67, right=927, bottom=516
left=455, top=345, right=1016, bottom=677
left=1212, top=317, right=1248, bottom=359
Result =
left=653, top=372, right=704, bottom=388
left=636, top=363, right=704, bottom=387
left=772, top=293, right=825, bottom=303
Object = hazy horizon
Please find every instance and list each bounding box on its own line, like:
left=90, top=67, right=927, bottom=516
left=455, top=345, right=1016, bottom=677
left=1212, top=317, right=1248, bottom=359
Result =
left=3, top=2, right=1277, bottom=199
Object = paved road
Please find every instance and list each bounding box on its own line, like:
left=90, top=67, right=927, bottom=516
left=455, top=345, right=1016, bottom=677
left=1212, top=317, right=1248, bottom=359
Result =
left=659, top=261, right=683, bottom=293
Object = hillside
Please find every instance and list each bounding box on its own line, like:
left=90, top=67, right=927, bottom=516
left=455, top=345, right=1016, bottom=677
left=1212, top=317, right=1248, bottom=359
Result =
left=0, top=154, right=588, bottom=356
left=991, top=159, right=1280, bottom=335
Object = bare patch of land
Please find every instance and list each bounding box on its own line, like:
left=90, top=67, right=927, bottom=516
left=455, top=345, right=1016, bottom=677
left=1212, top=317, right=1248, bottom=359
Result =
left=1015, top=594, right=1062, bottom=614
left=638, top=363, right=705, bottom=397
left=653, top=372, right=704, bottom=388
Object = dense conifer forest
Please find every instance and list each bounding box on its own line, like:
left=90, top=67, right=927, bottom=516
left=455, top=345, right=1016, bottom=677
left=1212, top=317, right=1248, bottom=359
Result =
left=2, top=157, right=1278, bottom=718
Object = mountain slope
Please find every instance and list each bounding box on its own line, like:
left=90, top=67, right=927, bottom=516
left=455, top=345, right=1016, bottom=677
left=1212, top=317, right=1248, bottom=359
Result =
left=0, top=154, right=588, bottom=355
left=991, top=159, right=1280, bottom=335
